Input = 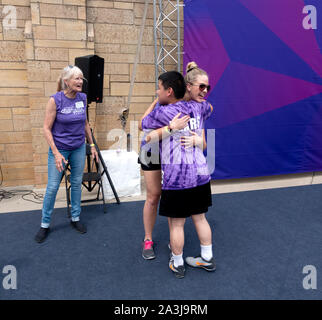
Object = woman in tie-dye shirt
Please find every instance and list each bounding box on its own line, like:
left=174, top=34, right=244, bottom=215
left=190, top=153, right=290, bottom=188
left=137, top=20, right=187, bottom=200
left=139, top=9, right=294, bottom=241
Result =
left=141, top=64, right=216, bottom=279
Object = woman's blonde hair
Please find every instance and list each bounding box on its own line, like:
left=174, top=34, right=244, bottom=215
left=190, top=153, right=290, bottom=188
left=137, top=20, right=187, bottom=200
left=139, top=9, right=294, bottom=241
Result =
left=185, top=61, right=208, bottom=84
left=57, top=65, right=84, bottom=92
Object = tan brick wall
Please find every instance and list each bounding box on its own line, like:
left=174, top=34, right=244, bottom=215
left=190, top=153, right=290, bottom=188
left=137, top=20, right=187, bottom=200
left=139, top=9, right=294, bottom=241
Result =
left=92, top=0, right=159, bottom=156
left=0, top=0, right=31, bottom=187
left=0, top=0, right=183, bottom=187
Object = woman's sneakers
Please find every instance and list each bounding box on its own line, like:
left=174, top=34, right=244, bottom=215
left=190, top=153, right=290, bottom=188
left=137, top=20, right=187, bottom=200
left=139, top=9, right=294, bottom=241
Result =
left=35, top=221, right=86, bottom=243
left=142, top=239, right=156, bottom=260
left=35, top=227, right=50, bottom=243
left=185, top=256, right=216, bottom=272
left=70, top=221, right=87, bottom=234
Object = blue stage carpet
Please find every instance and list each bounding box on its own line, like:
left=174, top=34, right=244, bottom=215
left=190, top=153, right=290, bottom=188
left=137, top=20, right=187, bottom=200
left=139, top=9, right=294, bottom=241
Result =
left=1, top=184, right=322, bottom=300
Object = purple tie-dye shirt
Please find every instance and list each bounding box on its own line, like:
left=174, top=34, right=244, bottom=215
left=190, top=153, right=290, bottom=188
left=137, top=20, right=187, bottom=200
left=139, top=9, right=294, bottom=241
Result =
left=51, top=91, right=87, bottom=150
left=141, top=100, right=213, bottom=190
left=139, top=102, right=161, bottom=163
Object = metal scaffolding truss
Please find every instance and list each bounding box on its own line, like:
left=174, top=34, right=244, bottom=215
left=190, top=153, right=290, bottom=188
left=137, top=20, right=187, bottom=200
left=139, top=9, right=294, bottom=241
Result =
left=153, top=0, right=183, bottom=89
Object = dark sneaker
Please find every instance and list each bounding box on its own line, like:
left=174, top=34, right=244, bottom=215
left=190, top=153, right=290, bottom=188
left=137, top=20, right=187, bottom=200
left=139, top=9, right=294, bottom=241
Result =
left=169, top=254, right=185, bottom=279
left=168, top=243, right=172, bottom=259
left=142, top=239, right=156, bottom=260
left=185, top=256, right=216, bottom=272
left=35, top=227, right=50, bottom=243
left=70, top=221, right=87, bottom=234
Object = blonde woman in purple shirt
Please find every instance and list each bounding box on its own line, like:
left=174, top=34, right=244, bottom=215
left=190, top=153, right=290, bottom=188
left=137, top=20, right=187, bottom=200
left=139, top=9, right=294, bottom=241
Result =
left=35, top=66, right=98, bottom=243
left=142, top=64, right=215, bottom=279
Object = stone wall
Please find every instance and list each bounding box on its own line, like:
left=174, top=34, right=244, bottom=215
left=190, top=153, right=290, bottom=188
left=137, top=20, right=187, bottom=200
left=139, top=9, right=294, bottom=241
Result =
left=0, top=0, right=182, bottom=187
left=0, top=0, right=32, bottom=186
left=89, top=0, right=156, bottom=151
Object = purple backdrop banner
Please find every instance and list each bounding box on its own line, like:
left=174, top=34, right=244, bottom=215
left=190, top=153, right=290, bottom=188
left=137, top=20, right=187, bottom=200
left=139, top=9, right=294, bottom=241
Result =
left=184, top=0, right=322, bottom=179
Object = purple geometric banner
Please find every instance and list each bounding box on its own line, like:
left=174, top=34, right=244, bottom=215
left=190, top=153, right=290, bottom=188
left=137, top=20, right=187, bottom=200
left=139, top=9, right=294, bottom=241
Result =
left=184, top=0, right=322, bottom=179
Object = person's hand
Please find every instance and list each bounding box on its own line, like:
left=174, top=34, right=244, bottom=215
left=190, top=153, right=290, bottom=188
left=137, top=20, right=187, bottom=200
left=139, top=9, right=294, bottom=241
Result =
left=91, top=146, right=99, bottom=163
left=180, top=131, right=203, bottom=149
left=54, top=152, right=68, bottom=172
left=169, top=113, right=190, bottom=131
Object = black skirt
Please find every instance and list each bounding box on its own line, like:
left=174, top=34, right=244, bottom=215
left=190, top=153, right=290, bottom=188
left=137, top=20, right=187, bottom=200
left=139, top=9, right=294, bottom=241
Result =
left=159, top=181, right=212, bottom=218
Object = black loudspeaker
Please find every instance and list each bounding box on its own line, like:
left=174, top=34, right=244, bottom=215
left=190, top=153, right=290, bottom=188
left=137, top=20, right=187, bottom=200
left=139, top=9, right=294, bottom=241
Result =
left=75, top=55, right=104, bottom=103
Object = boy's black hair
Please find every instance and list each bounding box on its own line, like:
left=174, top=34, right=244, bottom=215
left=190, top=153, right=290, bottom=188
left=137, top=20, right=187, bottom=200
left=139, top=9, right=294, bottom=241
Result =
left=158, top=71, right=186, bottom=99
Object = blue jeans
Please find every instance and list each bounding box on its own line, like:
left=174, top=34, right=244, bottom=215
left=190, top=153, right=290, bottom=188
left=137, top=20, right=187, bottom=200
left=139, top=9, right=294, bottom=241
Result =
left=41, top=143, right=86, bottom=228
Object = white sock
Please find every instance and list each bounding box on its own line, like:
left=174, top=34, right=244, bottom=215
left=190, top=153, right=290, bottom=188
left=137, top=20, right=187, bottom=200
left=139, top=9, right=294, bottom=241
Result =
left=201, top=244, right=213, bottom=261
left=172, top=252, right=184, bottom=268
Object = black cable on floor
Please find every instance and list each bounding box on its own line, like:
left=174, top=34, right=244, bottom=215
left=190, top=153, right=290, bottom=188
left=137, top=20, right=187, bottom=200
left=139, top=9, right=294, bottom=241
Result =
left=0, top=164, right=44, bottom=204
left=0, top=189, right=44, bottom=204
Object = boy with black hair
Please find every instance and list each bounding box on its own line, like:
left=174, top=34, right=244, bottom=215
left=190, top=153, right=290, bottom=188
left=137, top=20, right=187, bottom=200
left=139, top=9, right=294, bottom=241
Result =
left=157, top=71, right=186, bottom=103
left=141, top=71, right=215, bottom=279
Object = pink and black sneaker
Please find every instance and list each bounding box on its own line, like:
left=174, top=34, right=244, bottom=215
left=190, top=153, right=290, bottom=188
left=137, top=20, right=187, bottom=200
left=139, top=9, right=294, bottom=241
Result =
left=142, top=239, right=156, bottom=260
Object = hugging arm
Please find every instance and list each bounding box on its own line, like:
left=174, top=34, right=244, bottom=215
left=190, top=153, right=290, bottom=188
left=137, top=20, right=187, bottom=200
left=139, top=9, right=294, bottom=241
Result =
left=138, top=98, right=159, bottom=131
left=145, top=113, right=190, bottom=143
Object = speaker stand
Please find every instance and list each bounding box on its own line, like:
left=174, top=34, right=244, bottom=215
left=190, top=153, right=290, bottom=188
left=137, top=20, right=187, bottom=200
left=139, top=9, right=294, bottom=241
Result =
left=89, top=129, right=120, bottom=204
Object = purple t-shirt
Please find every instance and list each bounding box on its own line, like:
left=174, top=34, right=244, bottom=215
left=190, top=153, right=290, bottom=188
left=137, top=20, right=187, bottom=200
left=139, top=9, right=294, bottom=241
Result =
left=139, top=102, right=162, bottom=165
left=51, top=91, right=87, bottom=150
left=141, top=100, right=213, bottom=190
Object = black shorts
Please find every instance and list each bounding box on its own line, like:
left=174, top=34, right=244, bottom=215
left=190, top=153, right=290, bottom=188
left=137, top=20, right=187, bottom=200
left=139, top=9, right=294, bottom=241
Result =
left=159, top=181, right=212, bottom=218
left=140, top=162, right=161, bottom=171
left=138, top=151, right=161, bottom=171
